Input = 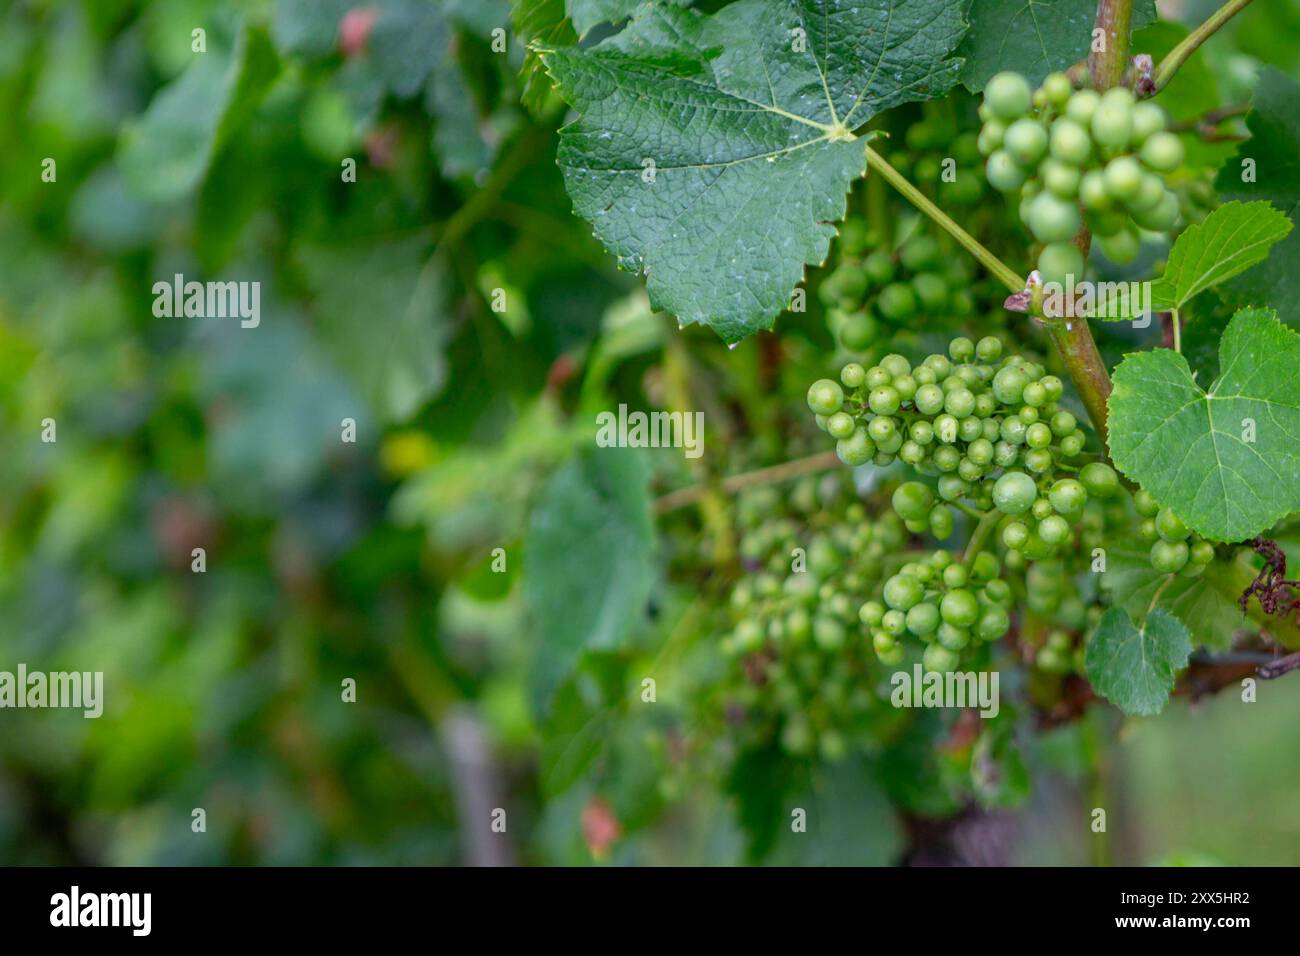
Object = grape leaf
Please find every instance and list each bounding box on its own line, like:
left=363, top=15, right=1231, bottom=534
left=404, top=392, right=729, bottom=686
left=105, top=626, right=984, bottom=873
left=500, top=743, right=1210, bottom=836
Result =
left=1216, top=69, right=1300, bottom=327
left=540, top=0, right=967, bottom=343
left=1149, top=201, right=1293, bottom=312
left=524, top=447, right=653, bottom=714
left=1085, top=606, right=1190, bottom=716
left=1100, top=547, right=1252, bottom=650
left=1107, top=307, right=1300, bottom=542
left=118, top=26, right=279, bottom=202
left=512, top=0, right=578, bottom=114
left=959, top=0, right=1156, bottom=92
left=568, top=0, right=647, bottom=36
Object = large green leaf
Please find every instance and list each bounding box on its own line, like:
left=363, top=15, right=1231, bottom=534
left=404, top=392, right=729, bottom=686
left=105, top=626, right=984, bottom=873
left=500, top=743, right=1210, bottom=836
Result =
left=523, top=447, right=654, bottom=714
left=1149, top=201, right=1293, bottom=312
left=1085, top=606, right=1190, bottom=716
left=1107, top=307, right=1300, bottom=542
left=1216, top=69, right=1300, bottom=327
left=118, top=26, right=279, bottom=202
left=541, top=0, right=967, bottom=343
left=959, top=0, right=1156, bottom=91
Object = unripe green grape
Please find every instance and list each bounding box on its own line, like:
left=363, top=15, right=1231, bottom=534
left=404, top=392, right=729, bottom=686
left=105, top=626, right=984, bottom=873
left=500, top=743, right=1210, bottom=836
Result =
left=1042, top=71, right=1072, bottom=106
left=977, top=120, right=1006, bottom=156
left=1026, top=192, right=1082, bottom=243
left=906, top=602, right=941, bottom=636
left=940, top=588, right=980, bottom=628
left=1004, top=118, right=1049, bottom=165
left=1190, top=540, right=1215, bottom=565
left=944, top=388, right=976, bottom=418
left=910, top=420, right=934, bottom=444
left=1041, top=158, right=1081, bottom=198
left=1138, top=518, right=1158, bottom=542
left=892, top=481, right=934, bottom=521
left=826, top=411, right=856, bottom=439
left=970, top=551, right=1000, bottom=583
left=993, top=471, right=1037, bottom=515
left=956, top=458, right=983, bottom=482
left=840, top=362, right=866, bottom=389
left=948, top=336, right=975, bottom=362
left=1130, top=101, right=1167, bottom=143
left=923, top=353, right=952, bottom=378
left=1096, top=227, right=1140, bottom=264
left=869, top=385, right=902, bottom=416
left=836, top=427, right=875, bottom=465
left=1038, top=514, right=1071, bottom=545
left=1000, top=416, right=1028, bottom=444
left=935, top=474, right=966, bottom=502
left=1037, top=241, right=1084, bottom=288
left=992, top=365, right=1029, bottom=404
left=1127, top=172, right=1166, bottom=212
left=881, top=353, right=912, bottom=378
left=1150, top=538, right=1190, bottom=573
left=1041, top=375, right=1064, bottom=400
left=976, top=336, right=1002, bottom=362
left=985, top=71, right=1033, bottom=120
left=923, top=644, right=960, bottom=673
left=863, top=250, right=895, bottom=285
left=912, top=273, right=949, bottom=313
left=941, top=564, right=968, bottom=589
left=877, top=283, right=918, bottom=321
left=1017, top=406, right=1039, bottom=426
left=899, top=440, right=925, bottom=465
left=1002, top=520, right=1030, bottom=549
left=1049, top=118, right=1092, bottom=165
left=1049, top=478, right=1087, bottom=516
left=876, top=431, right=904, bottom=456
left=930, top=505, right=954, bottom=539
left=1134, top=488, right=1160, bottom=517
left=1022, top=381, right=1048, bottom=407
left=860, top=600, right=886, bottom=626
left=872, top=630, right=896, bottom=656
left=1131, top=191, right=1179, bottom=231
left=839, top=313, right=879, bottom=351
left=1102, top=156, right=1142, bottom=200
left=976, top=605, right=1011, bottom=641
left=1091, top=90, right=1134, bottom=148
left=1050, top=411, right=1077, bottom=435
left=1155, top=507, right=1190, bottom=541
left=1058, top=434, right=1084, bottom=461
left=913, top=384, right=944, bottom=415
left=882, top=608, right=907, bottom=636
left=1025, top=422, right=1052, bottom=448
left=1025, top=447, right=1054, bottom=472
left=934, top=413, right=959, bottom=444
left=868, top=417, right=898, bottom=446
left=1079, top=462, right=1119, bottom=498
left=893, top=374, right=917, bottom=402
left=986, top=150, right=1028, bottom=191
left=807, top=378, right=844, bottom=416
left=883, top=573, right=924, bottom=610
left=1140, top=131, right=1184, bottom=173
left=1065, top=88, right=1100, bottom=125
left=937, top=622, right=970, bottom=651
left=993, top=440, right=1018, bottom=467
left=933, top=445, right=960, bottom=472
left=967, top=438, right=995, bottom=466
left=900, top=235, right=941, bottom=272
left=1079, top=169, right=1113, bottom=211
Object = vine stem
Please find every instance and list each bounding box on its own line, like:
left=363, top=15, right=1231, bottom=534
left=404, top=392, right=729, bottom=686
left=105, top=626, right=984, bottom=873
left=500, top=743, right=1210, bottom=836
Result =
left=962, top=509, right=1000, bottom=566
left=1153, top=0, right=1255, bottom=92
left=863, top=145, right=1023, bottom=293
left=654, top=450, right=841, bottom=513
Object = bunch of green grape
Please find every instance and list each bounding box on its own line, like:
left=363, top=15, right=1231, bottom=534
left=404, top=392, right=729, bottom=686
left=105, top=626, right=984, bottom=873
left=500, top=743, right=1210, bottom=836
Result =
left=806, top=335, right=1114, bottom=555
left=820, top=229, right=978, bottom=352
left=859, top=547, right=1012, bottom=672
left=977, top=70, right=1185, bottom=283
left=722, top=473, right=906, bottom=758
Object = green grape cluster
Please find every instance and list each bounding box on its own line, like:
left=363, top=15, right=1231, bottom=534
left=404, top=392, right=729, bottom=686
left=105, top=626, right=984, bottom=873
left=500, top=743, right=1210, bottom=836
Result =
left=859, top=547, right=1012, bottom=671
left=1022, top=560, right=1095, bottom=675
left=722, top=473, right=906, bottom=759
left=820, top=228, right=978, bottom=352
left=806, top=335, right=1106, bottom=550
left=977, top=70, right=1185, bottom=283
left=1133, top=488, right=1216, bottom=575
left=992, top=459, right=1123, bottom=562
